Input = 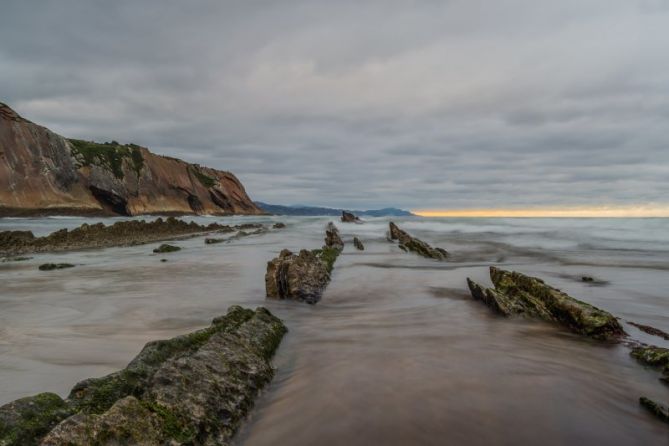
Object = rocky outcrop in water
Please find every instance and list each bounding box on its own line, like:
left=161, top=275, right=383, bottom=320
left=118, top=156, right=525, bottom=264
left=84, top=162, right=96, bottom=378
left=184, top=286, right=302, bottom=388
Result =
left=341, top=211, right=361, bottom=223
left=324, top=222, right=344, bottom=251
left=466, top=267, right=625, bottom=340
left=38, top=263, right=75, bottom=271
left=152, top=244, right=180, bottom=254
left=639, top=397, right=669, bottom=424
left=266, top=223, right=342, bottom=304
left=0, top=102, right=262, bottom=217
left=0, top=306, right=286, bottom=446
left=629, top=322, right=669, bottom=341
left=388, top=222, right=448, bottom=260
left=0, top=217, right=249, bottom=256
left=353, top=237, right=365, bottom=251
left=631, top=345, right=669, bottom=384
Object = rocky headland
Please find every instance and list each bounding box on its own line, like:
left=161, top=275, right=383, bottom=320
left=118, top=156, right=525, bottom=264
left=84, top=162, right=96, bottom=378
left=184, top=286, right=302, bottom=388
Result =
left=0, top=102, right=262, bottom=217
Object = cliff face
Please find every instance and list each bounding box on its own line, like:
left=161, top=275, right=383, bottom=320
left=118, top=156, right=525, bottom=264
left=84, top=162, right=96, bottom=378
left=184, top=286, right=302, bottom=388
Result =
left=0, top=102, right=263, bottom=216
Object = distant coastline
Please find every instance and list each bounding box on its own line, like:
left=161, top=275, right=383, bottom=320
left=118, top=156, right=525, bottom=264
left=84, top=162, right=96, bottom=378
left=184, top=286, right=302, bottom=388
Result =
left=255, top=202, right=415, bottom=217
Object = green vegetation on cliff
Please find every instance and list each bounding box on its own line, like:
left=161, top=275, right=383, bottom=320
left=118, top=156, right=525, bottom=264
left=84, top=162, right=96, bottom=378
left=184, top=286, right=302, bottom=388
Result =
left=68, top=139, right=144, bottom=179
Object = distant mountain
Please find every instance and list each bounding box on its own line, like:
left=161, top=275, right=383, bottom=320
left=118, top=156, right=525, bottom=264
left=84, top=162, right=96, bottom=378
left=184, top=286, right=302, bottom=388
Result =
left=255, top=202, right=415, bottom=217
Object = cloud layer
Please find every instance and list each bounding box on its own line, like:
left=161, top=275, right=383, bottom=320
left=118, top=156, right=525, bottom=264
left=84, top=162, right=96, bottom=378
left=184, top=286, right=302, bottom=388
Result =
left=1, top=0, right=668, bottom=209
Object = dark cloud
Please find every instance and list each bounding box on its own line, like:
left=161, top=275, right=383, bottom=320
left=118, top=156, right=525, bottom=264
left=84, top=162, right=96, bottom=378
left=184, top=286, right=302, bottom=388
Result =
left=1, top=0, right=667, bottom=210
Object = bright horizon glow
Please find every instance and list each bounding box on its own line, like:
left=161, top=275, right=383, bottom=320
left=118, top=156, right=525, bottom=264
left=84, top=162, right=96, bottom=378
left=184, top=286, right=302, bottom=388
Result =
left=413, top=205, right=669, bottom=218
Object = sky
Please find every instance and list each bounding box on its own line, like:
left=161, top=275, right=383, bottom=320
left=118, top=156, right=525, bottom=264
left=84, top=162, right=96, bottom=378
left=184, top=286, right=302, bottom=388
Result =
left=1, top=1, right=668, bottom=212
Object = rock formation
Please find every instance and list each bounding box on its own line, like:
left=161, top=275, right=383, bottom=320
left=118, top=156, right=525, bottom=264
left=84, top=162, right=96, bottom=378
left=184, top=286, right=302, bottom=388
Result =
left=341, top=211, right=361, bottom=223
left=388, top=222, right=448, bottom=260
left=639, top=397, right=669, bottom=424
left=324, top=222, right=344, bottom=251
left=0, top=102, right=262, bottom=217
left=629, top=322, right=669, bottom=341
left=630, top=345, right=669, bottom=384
left=466, top=267, right=625, bottom=340
left=0, top=217, right=244, bottom=256
left=0, top=306, right=287, bottom=446
left=353, top=237, right=365, bottom=251
left=266, top=223, right=343, bottom=304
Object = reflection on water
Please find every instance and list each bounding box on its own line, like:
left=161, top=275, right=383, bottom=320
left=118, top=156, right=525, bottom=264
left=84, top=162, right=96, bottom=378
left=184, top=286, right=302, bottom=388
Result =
left=1, top=216, right=668, bottom=445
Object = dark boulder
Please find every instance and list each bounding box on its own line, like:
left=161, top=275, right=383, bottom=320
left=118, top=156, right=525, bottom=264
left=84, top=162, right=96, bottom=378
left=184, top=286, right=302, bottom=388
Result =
left=38, top=263, right=75, bottom=271
left=153, top=244, right=180, bottom=253
left=388, top=222, right=447, bottom=260
left=466, top=267, right=625, bottom=340
left=204, top=237, right=225, bottom=244
left=353, top=237, right=365, bottom=251
left=341, top=211, right=361, bottom=223
left=272, top=222, right=286, bottom=229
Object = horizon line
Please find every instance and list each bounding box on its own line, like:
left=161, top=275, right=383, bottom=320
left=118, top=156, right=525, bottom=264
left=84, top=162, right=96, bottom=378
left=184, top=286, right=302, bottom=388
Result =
left=412, top=205, right=669, bottom=218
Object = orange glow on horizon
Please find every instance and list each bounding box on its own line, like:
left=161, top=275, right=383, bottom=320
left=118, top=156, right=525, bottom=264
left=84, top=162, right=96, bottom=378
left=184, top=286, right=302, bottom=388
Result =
left=413, top=205, right=669, bottom=218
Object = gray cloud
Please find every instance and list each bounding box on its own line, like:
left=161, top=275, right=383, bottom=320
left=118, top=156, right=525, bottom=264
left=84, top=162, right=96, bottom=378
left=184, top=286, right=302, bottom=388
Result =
left=1, top=0, right=668, bottom=210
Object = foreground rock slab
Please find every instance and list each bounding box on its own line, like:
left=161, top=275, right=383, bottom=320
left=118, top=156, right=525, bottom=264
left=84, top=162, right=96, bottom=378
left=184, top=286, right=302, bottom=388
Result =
left=388, top=222, right=448, bottom=260
left=0, top=306, right=287, bottom=446
left=466, top=267, right=625, bottom=340
left=0, top=217, right=246, bottom=256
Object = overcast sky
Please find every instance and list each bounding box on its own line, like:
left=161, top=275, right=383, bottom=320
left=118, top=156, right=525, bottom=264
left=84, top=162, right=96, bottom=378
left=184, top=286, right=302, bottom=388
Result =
left=1, top=1, right=668, bottom=210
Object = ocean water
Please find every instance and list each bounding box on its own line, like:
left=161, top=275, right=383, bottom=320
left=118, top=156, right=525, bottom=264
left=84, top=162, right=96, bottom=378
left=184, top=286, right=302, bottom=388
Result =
left=0, top=216, right=668, bottom=444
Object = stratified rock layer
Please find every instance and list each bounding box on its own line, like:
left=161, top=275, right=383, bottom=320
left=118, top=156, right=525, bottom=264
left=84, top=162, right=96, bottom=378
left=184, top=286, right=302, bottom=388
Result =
left=0, top=102, right=262, bottom=216
left=466, top=267, right=625, bottom=340
left=0, top=306, right=287, bottom=446
left=388, top=222, right=448, bottom=260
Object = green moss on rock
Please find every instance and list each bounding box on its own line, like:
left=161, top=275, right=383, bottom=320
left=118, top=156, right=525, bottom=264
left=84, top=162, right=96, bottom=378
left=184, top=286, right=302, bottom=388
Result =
left=0, top=392, right=74, bottom=446
left=68, top=139, right=144, bottom=179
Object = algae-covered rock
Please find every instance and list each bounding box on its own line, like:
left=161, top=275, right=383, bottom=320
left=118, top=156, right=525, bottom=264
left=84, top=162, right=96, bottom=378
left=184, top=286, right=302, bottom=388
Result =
left=153, top=244, right=180, bottom=253
left=265, top=249, right=332, bottom=304
left=0, top=392, right=73, bottom=446
left=466, top=267, right=625, bottom=340
left=388, top=222, right=447, bottom=260
left=631, top=346, right=669, bottom=384
left=38, top=263, right=75, bottom=271
left=324, top=222, right=344, bottom=251
left=0, top=306, right=286, bottom=446
left=272, top=222, right=286, bottom=229
left=639, top=397, right=669, bottom=424
left=353, top=237, right=364, bottom=251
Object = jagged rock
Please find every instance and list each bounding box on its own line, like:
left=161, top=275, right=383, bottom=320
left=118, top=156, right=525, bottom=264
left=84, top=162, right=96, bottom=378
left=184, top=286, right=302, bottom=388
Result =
left=0, top=102, right=263, bottom=217
left=272, top=222, right=286, bottom=229
left=466, top=267, right=625, bottom=340
left=341, top=211, right=361, bottom=223
left=204, top=237, right=225, bottom=245
left=265, top=249, right=333, bottom=304
left=353, top=237, right=365, bottom=251
left=0, top=306, right=286, bottom=446
left=629, top=322, right=669, bottom=341
left=388, top=222, right=447, bottom=260
left=153, top=244, right=180, bottom=253
left=324, top=222, right=344, bottom=251
left=631, top=346, right=669, bottom=384
left=0, top=217, right=240, bottom=256
left=38, top=263, right=75, bottom=271
left=639, top=397, right=669, bottom=424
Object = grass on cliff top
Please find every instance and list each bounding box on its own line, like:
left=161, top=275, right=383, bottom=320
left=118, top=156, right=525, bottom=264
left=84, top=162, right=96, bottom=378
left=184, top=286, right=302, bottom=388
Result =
left=68, top=139, right=144, bottom=179
left=190, top=166, right=217, bottom=188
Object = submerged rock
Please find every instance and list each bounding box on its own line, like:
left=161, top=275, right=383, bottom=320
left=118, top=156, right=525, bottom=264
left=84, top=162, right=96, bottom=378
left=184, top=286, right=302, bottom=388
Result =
left=324, top=222, right=344, bottom=251
left=631, top=346, right=669, bottom=384
left=388, top=222, right=447, bottom=260
left=204, top=237, right=225, bottom=244
left=265, top=249, right=333, bottom=304
left=466, top=267, right=625, bottom=340
left=153, top=244, right=180, bottom=253
left=639, top=397, right=669, bottom=424
left=272, top=222, right=286, bottom=229
left=341, top=211, right=361, bottom=223
left=0, top=306, right=286, bottom=446
left=38, top=263, right=75, bottom=271
left=629, top=322, right=669, bottom=341
left=353, top=237, right=365, bottom=251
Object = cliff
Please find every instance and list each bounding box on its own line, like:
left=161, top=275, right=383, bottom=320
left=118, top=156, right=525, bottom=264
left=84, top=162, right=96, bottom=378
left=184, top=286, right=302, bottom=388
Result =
left=0, top=102, right=263, bottom=216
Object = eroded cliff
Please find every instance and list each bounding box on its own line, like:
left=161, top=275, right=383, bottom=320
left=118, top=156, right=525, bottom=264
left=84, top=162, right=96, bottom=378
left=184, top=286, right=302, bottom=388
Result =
left=0, top=102, right=262, bottom=216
